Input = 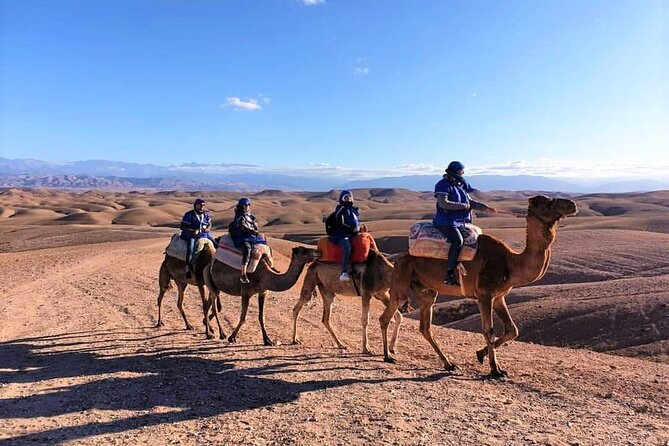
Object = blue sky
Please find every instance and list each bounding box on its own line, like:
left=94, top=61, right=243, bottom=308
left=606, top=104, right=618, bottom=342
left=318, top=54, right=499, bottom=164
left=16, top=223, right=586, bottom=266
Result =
left=1, top=0, right=667, bottom=180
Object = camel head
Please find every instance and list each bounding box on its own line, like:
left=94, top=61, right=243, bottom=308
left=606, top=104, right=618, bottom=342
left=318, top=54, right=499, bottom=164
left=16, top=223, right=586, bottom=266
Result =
left=291, top=246, right=320, bottom=263
left=527, top=195, right=578, bottom=225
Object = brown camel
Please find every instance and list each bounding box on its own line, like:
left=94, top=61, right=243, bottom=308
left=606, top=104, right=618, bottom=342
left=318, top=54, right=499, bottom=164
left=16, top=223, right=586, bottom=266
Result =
left=379, top=195, right=577, bottom=377
left=292, top=249, right=404, bottom=355
left=156, top=241, right=216, bottom=330
left=203, top=246, right=319, bottom=345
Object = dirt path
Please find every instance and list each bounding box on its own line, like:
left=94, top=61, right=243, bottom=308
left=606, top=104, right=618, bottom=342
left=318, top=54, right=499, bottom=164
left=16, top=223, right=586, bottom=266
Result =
left=1, top=239, right=668, bottom=445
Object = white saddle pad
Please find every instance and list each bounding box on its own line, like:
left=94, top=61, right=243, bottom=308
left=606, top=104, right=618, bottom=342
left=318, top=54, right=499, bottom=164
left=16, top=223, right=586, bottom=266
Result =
left=214, top=235, right=272, bottom=273
left=408, top=222, right=481, bottom=261
left=165, top=234, right=214, bottom=262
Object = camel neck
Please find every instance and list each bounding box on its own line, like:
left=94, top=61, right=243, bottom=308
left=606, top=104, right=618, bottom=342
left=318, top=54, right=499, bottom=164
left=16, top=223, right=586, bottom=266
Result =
left=510, top=216, right=556, bottom=287
left=268, top=258, right=308, bottom=292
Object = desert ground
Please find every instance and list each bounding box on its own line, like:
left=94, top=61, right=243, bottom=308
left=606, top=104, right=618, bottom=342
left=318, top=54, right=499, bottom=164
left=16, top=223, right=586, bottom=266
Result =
left=0, top=187, right=668, bottom=445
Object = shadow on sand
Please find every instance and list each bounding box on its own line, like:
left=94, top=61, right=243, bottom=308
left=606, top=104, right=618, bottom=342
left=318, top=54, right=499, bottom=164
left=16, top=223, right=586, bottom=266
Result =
left=0, top=328, right=452, bottom=444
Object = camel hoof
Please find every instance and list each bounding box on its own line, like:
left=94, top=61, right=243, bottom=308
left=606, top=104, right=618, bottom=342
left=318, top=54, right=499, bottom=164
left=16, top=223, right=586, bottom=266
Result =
left=185, top=325, right=194, bottom=331
left=383, top=356, right=397, bottom=364
left=206, top=333, right=214, bottom=340
left=337, top=344, right=348, bottom=351
left=489, top=369, right=509, bottom=379
left=476, top=349, right=486, bottom=364
left=291, top=338, right=302, bottom=345
left=228, top=336, right=238, bottom=344
left=444, top=363, right=460, bottom=373
left=263, top=338, right=277, bottom=346
left=155, top=321, right=164, bottom=328
left=362, top=348, right=376, bottom=356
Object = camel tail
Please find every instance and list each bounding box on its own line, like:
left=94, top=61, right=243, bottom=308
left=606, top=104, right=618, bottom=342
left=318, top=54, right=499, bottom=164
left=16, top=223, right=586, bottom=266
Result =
left=158, top=257, right=172, bottom=291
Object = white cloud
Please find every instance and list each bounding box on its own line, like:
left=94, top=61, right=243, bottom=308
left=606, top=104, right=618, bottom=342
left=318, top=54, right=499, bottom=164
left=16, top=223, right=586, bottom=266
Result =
left=221, top=93, right=271, bottom=111
left=169, top=158, right=669, bottom=182
left=354, top=67, right=370, bottom=76
left=222, top=97, right=261, bottom=111
left=468, top=158, right=669, bottom=180
left=300, top=0, right=324, bottom=5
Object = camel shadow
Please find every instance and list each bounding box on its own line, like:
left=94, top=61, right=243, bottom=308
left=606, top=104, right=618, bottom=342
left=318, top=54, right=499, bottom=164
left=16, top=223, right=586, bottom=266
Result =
left=0, top=330, right=450, bottom=445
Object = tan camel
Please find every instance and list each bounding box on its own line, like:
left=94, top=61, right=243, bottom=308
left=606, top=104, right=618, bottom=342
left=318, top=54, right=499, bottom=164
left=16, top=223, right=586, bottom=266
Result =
left=291, top=249, right=404, bottom=355
left=156, top=241, right=216, bottom=330
left=203, top=246, right=319, bottom=345
left=379, top=195, right=577, bottom=377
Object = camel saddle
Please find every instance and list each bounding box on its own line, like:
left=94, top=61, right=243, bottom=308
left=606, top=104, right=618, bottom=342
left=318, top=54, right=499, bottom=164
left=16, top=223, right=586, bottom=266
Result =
left=408, top=222, right=481, bottom=261
left=316, top=232, right=378, bottom=264
left=214, top=235, right=272, bottom=273
left=165, top=234, right=215, bottom=263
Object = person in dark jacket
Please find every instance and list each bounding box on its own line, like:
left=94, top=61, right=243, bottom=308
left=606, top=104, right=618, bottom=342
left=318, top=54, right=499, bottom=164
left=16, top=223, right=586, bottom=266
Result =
left=180, top=198, right=216, bottom=278
left=229, top=197, right=267, bottom=283
left=330, top=190, right=360, bottom=281
left=433, top=161, right=497, bottom=286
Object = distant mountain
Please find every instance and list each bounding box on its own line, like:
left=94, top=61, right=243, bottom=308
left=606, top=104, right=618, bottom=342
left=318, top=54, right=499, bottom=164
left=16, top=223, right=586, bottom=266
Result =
left=0, top=174, right=255, bottom=191
left=0, top=157, right=667, bottom=192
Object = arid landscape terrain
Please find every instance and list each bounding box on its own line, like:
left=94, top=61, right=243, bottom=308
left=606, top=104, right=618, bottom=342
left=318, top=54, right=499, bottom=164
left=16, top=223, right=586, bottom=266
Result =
left=1, top=187, right=668, bottom=445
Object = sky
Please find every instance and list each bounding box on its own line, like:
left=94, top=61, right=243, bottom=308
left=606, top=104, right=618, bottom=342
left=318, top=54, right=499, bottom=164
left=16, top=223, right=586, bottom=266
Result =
left=1, top=0, right=667, bottom=180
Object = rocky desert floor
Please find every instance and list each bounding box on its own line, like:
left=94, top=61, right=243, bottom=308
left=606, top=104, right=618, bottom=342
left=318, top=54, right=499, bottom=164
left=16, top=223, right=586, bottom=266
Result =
left=0, top=188, right=668, bottom=445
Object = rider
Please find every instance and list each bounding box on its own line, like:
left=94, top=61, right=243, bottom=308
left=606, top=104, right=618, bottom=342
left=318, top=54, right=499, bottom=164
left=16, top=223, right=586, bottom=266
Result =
left=180, top=198, right=215, bottom=278
left=229, top=197, right=267, bottom=284
left=433, top=161, right=496, bottom=286
left=330, top=190, right=360, bottom=282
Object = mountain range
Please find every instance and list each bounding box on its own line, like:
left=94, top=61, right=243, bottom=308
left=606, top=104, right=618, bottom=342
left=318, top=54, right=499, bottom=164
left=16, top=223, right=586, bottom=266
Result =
left=1, top=157, right=667, bottom=192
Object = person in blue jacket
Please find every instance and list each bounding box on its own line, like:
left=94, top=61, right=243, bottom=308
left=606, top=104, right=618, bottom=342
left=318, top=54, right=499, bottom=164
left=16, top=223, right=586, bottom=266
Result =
left=433, top=161, right=497, bottom=286
left=229, top=197, right=267, bottom=283
left=180, top=198, right=216, bottom=278
left=330, top=190, right=360, bottom=282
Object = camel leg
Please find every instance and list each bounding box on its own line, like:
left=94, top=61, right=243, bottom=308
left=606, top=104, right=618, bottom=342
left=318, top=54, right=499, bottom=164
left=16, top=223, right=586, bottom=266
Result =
left=175, top=282, right=194, bottom=330
left=156, top=260, right=172, bottom=328
left=319, top=285, right=346, bottom=350
left=361, top=295, right=374, bottom=355
left=379, top=292, right=403, bottom=363
left=228, top=294, right=251, bottom=344
left=204, top=290, right=225, bottom=340
left=196, top=285, right=209, bottom=330
left=476, top=297, right=518, bottom=369
left=257, top=291, right=275, bottom=346
left=477, top=297, right=505, bottom=378
left=374, top=290, right=403, bottom=356
left=156, top=287, right=167, bottom=328
left=417, top=302, right=457, bottom=371
left=292, top=286, right=316, bottom=345
left=390, top=309, right=403, bottom=355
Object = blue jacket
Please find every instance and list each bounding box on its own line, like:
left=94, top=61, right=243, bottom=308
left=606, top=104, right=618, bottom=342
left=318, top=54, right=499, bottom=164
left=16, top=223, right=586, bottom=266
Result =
left=332, top=204, right=360, bottom=238
left=229, top=211, right=267, bottom=248
left=180, top=210, right=214, bottom=241
left=433, top=178, right=472, bottom=227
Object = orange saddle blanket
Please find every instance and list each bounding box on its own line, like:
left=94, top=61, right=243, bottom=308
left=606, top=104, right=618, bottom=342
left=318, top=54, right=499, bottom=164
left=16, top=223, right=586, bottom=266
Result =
left=317, top=232, right=378, bottom=264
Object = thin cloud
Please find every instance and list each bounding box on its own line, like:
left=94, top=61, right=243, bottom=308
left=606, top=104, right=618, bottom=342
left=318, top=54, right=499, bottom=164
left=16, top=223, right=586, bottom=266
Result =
left=221, top=93, right=271, bottom=111
left=354, top=67, right=370, bottom=76
left=169, top=158, right=669, bottom=181
left=299, top=0, right=325, bottom=5
left=222, top=97, right=261, bottom=111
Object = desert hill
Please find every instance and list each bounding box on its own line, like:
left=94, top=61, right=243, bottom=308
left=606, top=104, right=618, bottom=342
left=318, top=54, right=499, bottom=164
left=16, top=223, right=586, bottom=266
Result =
left=0, top=224, right=668, bottom=444
left=0, top=188, right=667, bottom=364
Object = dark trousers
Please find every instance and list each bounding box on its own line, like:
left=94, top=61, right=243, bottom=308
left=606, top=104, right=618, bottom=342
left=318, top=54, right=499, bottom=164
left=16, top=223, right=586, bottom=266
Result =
left=241, top=241, right=253, bottom=266
left=435, top=225, right=464, bottom=270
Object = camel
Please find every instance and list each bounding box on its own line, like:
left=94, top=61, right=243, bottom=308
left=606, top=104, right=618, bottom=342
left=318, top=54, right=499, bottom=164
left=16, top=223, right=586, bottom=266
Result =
left=156, top=241, right=216, bottom=330
left=203, top=246, right=319, bottom=345
left=291, top=249, right=404, bottom=355
left=379, top=195, right=578, bottom=377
